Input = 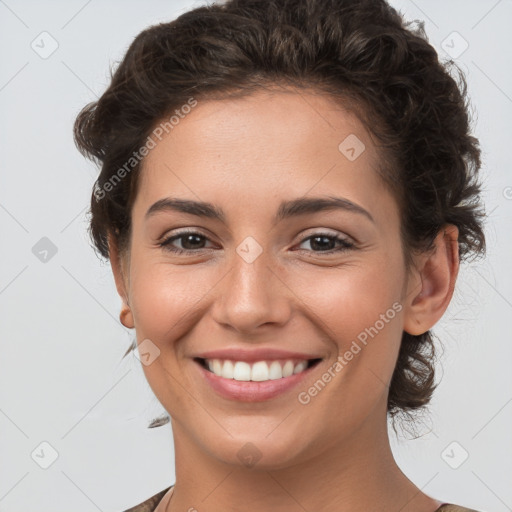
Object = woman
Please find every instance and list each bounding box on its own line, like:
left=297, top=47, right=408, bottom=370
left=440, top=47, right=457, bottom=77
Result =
left=73, top=0, right=486, bottom=510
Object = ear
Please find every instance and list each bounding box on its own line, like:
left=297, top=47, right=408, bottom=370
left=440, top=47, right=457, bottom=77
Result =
left=402, top=224, right=460, bottom=336
left=108, top=231, right=134, bottom=329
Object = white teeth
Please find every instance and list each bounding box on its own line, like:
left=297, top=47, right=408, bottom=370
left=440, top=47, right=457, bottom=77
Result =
left=282, top=360, right=294, bottom=377
left=203, top=358, right=315, bottom=381
left=221, top=360, right=234, bottom=379
left=269, top=361, right=282, bottom=380
left=233, top=361, right=251, bottom=381
left=251, top=361, right=269, bottom=381
left=293, top=361, right=307, bottom=374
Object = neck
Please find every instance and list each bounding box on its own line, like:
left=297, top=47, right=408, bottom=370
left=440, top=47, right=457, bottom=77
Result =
left=166, top=404, right=440, bottom=512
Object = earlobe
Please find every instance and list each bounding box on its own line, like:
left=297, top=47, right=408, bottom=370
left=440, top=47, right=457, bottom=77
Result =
left=119, top=305, right=134, bottom=329
left=403, top=225, right=460, bottom=336
left=108, top=231, right=134, bottom=329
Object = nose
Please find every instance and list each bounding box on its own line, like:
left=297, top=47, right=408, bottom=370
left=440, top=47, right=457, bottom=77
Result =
left=211, top=248, right=293, bottom=334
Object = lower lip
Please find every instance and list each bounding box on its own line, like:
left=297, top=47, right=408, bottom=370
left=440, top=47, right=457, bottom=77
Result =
left=195, top=360, right=321, bottom=402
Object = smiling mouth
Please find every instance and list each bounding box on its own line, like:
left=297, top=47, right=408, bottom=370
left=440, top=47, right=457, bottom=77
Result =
left=194, top=357, right=323, bottom=382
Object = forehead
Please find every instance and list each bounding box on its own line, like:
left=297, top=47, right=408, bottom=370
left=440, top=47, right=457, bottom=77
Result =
left=133, top=88, right=396, bottom=223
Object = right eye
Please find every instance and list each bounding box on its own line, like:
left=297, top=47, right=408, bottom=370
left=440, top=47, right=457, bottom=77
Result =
left=159, top=231, right=216, bottom=254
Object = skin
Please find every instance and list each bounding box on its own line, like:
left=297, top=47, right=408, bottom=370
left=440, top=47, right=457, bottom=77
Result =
left=109, top=86, right=460, bottom=512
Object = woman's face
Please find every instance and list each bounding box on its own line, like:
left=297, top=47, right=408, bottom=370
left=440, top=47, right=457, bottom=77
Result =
left=114, top=88, right=418, bottom=468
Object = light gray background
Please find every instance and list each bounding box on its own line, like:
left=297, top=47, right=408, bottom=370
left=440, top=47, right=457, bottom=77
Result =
left=0, top=1, right=511, bottom=511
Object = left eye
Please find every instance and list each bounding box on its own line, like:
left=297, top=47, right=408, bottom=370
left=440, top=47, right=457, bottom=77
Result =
left=296, top=233, right=354, bottom=253
left=159, top=231, right=354, bottom=255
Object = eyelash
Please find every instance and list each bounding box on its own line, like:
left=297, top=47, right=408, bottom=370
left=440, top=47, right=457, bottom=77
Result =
left=159, top=230, right=355, bottom=255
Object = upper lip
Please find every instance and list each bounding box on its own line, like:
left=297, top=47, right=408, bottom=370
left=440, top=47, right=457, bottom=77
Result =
left=193, top=347, right=324, bottom=362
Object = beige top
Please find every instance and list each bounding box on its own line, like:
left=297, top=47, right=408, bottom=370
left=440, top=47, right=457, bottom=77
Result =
left=123, top=485, right=483, bottom=512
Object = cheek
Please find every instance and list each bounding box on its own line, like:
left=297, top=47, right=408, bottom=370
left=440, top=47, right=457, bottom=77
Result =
left=300, top=257, right=403, bottom=336
left=127, top=261, right=210, bottom=409
left=296, top=255, right=405, bottom=385
left=128, top=258, right=214, bottom=339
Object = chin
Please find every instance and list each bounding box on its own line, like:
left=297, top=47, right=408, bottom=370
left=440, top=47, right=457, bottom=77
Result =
left=202, top=429, right=316, bottom=471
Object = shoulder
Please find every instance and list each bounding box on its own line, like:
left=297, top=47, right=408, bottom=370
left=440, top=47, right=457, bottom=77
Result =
left=122, top=486, right=173, bottom=512
left=121, top=490, right=482, bottom=512
left=437, top=504, right=483, bottom=512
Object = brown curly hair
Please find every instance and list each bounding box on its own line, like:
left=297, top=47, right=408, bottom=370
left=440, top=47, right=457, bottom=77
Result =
left=73, top=0, right=486, bottom=426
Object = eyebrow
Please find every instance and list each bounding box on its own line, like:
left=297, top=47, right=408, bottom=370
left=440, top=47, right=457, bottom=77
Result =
left=145, top=196, right=375, bottom=224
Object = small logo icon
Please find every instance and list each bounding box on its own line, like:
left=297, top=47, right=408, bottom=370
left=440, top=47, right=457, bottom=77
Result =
left=134, top=338, right=161, bottom=366
left=31, top=31, right=59, bottom=59
left=441, top=31, right=469, bottom=59
left=236, top=442, right=262, bottom=468
left=441, top=441, right=469, bottom=469
left=31, top=441, right=59, bottom=469
left=338, top=134, right=366, bottom=161
left=236, top=236, right=263, bottom=264
left=32, top=237, right=58, bottom=263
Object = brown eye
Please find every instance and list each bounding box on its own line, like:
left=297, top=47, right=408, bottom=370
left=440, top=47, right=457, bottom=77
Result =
left=159, top=231, right=214, bottom=254
left=296, top=233, right=354, bottom=253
